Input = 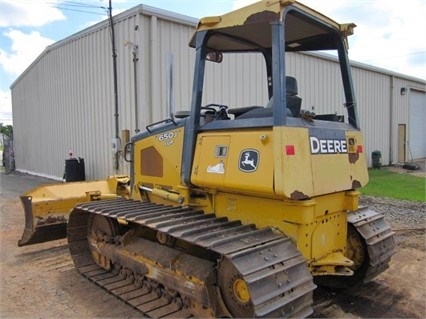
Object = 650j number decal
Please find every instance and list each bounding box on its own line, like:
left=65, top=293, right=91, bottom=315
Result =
left=158, top=131, right=177, bottom=146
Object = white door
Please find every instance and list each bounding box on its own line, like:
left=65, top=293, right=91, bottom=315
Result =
left=409, top=90, right=426, bottom=159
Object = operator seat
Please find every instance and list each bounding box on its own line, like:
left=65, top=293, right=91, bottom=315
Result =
left=237, top=76, right=302, bottom=119
left=285, top=76, right=302, bottom=117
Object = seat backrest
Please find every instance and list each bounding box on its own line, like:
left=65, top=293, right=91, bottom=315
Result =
left=286, top=76, right=298, bottom=96
left=287, top=95, right=302, bottom=117
left=238, top=76, right=301, bottom=119
left=285, top=76, right=301, bottom=116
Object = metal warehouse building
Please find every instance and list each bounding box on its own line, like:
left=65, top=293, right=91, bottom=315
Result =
left=11, top=4, right=426, bottom=181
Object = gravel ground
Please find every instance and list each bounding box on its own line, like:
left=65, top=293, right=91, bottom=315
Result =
left=360, top=195, right=426, bottom=252
left=360, top=196, right=426, bottom=230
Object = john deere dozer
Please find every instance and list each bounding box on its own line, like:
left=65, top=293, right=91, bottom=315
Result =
left=19, top=1, right=395, bottom=317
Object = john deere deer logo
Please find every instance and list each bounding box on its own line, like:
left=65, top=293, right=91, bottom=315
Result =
left=239, top=149, right=259, bottom=172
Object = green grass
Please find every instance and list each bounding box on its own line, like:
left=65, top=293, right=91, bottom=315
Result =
left=361, top=168, right=425, bottom=202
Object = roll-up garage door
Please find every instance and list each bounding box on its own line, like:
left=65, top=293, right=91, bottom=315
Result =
left=409, top=90, right=426, bottom=159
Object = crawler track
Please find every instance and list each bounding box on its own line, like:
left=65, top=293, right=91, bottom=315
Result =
left=67, top=199, right=316, bottom=318
left=315, top=206, right=396, bottom=288
left=348, top=206, right=396, bottom=282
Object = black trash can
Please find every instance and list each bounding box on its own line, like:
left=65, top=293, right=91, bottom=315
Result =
left=372, top=150, right=381, bottom=169
left=65, top=158, right=85, bottom=182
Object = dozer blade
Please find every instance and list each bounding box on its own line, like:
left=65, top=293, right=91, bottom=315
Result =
left=19, top=193, right=68, bottom=246
left=18, top=176, right=129, bottom=247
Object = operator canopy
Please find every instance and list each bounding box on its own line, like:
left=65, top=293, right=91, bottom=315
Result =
left=190, top=0, right=355, bottom=53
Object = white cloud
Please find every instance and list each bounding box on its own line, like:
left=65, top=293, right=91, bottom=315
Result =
left=231, top=0, right=425, bottom=79
left=0, top=0, right=66, bottom=27
left=0, top=0, right=63, bottom=125
left=298, top=0, right=426, bottom=79
left=0, top=29, right=55, bottom=76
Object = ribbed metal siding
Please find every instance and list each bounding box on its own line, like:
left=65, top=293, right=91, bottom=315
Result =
left=203, top=53, right=268, bottom=107
left=13, top=20, right=130, bottom=179
left=391, top=78, right=425, bottom=163
left=286, top=52, right=345, bottom=116
left=351, top=67, right=391, bottom=166
left=12, top=10, right=199, bottom=180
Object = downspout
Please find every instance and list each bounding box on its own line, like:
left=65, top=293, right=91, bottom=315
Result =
left=132, top=45, right=140, bottom=133
left=149, top=16, right=158, bottom=124
left=389, top=75, right=394, bottom=165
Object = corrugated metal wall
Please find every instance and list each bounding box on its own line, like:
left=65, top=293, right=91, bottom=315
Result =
left=203, top=53, right=268, bottom=107
left=11, top=5, right=426, bottom=180
left=390, top=77, right=425, bottom=163
left=12, top=7, right=201, bottom=180
left=351, top=67, right=391, bottom=165
left=13, top=21, right=117, bottom=180
left=286, top=52, right=346, bottom=116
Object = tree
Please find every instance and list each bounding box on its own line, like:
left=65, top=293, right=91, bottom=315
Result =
left=0, top=124, right=13, bottom=138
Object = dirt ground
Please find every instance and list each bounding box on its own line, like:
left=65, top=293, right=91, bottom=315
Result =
left=0, top=170, right=425, bottom=318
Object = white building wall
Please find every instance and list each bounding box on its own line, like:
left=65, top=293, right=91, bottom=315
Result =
left=203, top=53, right=268, bottom=107
left=286, top=52, right=345, bottom=116
left=391, top=78, right=426, bottom=163
left=351, top=67, right=391, bottom=166
left=12, top=6, right=199, bottom=180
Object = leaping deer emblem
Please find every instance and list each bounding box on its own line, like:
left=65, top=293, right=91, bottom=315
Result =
left=239, top=150, right=259, bottom=172
left=241, top=152, right=256, bottom=169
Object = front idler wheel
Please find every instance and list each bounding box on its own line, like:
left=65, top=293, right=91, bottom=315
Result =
left=218, top=258, right=254, bottom=318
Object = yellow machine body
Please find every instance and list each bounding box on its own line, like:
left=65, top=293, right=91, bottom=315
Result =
left=18, top=176, right=129, bottom=246
left=131, top=122, right=368, bottom=275
left=132, top=127, right=185, bottom=202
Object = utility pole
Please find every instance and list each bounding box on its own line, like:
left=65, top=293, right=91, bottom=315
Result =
left=108, top=0, right=120, bottom=172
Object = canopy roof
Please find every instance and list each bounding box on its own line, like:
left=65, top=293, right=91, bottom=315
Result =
left=190, top=0, right=355, bottom=52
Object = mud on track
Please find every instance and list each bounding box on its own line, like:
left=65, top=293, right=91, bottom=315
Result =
left=1, top=171, right=425, bottom=318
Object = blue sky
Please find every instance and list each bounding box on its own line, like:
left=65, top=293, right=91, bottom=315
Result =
left=1, top=0, right=425, bottom=125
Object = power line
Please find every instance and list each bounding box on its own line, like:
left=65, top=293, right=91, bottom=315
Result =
left=53, top=5, right=107, bottom=16
left=13, top=0, right=104, bottom=9
left=44, top=1, right=107, bottom=16
left=60, top=1, right=106, bottom=9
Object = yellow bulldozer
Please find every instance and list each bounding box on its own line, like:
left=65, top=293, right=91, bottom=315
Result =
left=18, top=1, right=396, bottom=317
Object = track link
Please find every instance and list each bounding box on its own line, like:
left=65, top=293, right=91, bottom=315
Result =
left=348, top=206, right=396, bottom=282
left=67, top=199, right=315, bottom=318
left=77, top=263, right=192, bottom=318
